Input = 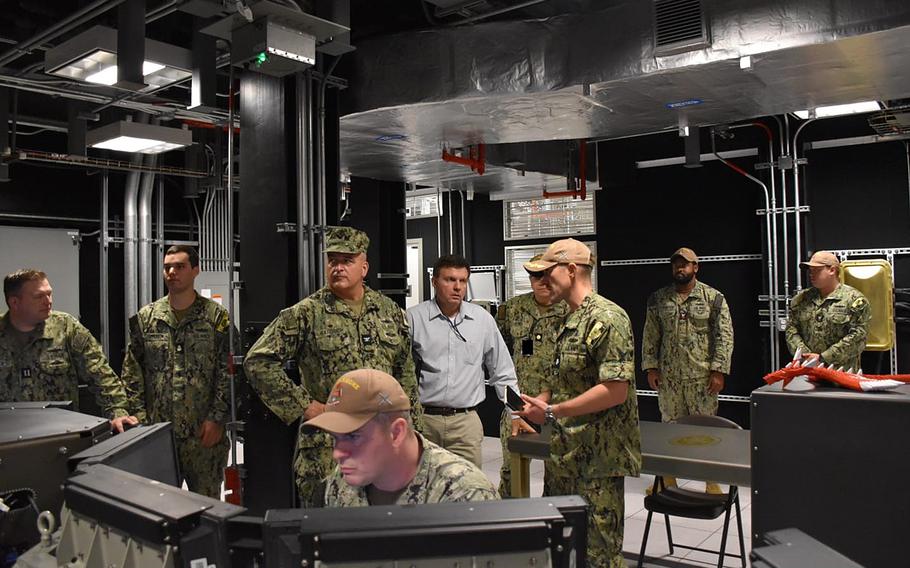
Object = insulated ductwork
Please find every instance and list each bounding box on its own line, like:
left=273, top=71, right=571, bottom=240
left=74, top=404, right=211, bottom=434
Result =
left=340, top=0, right=910, bottom=191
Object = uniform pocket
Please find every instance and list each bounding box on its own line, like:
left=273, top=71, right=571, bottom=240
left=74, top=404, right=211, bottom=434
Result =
left=38, top=348, right=71, bottom=374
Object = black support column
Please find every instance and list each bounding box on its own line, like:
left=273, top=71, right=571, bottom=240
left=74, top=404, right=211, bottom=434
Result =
left=238, top=70, right=298, bottom=514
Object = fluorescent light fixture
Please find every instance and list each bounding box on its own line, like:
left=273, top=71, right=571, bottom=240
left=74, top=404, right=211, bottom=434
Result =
left=87, top=120, right=192, bottom=154
left=45, top=25, right=191, bottom=91
left=793, top=101, right=881, bottom=120
left=84, top=61, right=166, bottom=85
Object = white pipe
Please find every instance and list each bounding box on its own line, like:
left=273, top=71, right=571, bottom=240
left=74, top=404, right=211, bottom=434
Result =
left=100, top=171, right=110, bottom=357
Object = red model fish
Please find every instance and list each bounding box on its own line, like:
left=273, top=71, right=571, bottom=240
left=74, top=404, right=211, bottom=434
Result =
left=763, top=347, right=910, bottom=392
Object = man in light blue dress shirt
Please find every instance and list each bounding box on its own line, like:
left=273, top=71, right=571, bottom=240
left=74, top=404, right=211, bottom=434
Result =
left=407, top=254, right=523, bottom=467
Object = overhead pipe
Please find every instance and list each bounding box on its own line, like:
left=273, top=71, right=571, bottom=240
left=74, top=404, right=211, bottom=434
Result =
left=711, top=128, right=778, bottom=371
left=791, top=118, right=817, bottom=292
left=422, top=0, right=549, bottom=27
left=442, top=144, right=485, bottom=175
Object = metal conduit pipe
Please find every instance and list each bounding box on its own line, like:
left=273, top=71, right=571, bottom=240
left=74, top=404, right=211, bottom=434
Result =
left=156, top=178, right=165, bottom=299
left=459, top=189, right=466, bottom=257
left=305, top=72, right=315, bottom=294
left=100, top=172, right=111, bottom=357
left=770, top=115, right=791, bottom=302
left=792, top=118, right=817, bottom=292
left=447, top=188, right=453, bottom=254
left=316, top=55, right=342, bottom=286
left=297, top=70, right=312, bottom=299
left=730, top=121, right=781, bottom=368
left=124, top=113, right=150, bottom=331
left=0, top=0, right=127, bottom=68
left=711, top=129, right=777, bottom=371
left=226, top=56, right=238, bottom=469
left=138, top=149, right=159, bottom=308
left=436, top=186, right=442, bottom=258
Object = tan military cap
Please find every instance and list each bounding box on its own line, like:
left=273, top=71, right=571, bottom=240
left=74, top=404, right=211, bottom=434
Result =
left=324, top=226, right=370, bottom=254
left=671, top=247, right=698, bottom=263
left=304, top=369, right=410, bottom=434
left=800, top=251, right=840, bottom=269
left=523, top=238, right=595, bottom=272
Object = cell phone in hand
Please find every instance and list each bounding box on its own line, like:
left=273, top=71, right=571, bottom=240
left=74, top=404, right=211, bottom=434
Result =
left=506, top=387, right=524, bottom=411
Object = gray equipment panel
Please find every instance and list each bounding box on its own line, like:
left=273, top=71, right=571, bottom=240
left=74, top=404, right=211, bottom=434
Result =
left=751, top=382, right=910, bottom=568
left=751, top=528, right=864, bottom=568
left=0, top=407, right=109, bottom=514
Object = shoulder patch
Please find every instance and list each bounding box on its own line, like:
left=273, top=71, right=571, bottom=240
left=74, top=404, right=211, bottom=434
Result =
left=215, top=312, right=229, bottom=333
left=851, top=297, right=867, bottom=309
left=585, top=320, right=606, bottom=348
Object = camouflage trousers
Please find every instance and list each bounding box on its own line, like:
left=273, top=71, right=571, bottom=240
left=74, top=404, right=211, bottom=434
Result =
left=657, top=375, right=718, bottom=422
left=545, top=474, right=626, bottom=568
left=293, top=443, right=334, bottom=508
left=176, top=435, right=229, bottom=499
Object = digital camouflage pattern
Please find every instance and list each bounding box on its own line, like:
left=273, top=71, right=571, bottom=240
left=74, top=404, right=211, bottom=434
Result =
left=323, top=226, right=369, bottom=254
left=641, top=281, right=733, bottom=422
left=542, top=293, right=641, bottom=568
left=121, top=294, right=232, bottom=499
left=243, top=286, right=422, bottom=507
left=641, top=281, right=733, bottom=380
left=495, top=292, right=567, bottom=495
left=0, top=311, right=129, bottom=417
left=785, top=283, right=870, bottom=370
left=325, top=433, right=499, bottom=506
left=545, top=476, right=626, bottom=568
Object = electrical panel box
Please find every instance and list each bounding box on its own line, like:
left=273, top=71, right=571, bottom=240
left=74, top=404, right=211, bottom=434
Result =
left=840, top=259, right=894, bottom=350
left=232, top=17, right=315, bottom=77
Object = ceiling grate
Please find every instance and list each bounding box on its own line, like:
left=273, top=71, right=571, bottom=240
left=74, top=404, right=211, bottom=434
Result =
left=868, top=110, right=910, bottom=136
left=654, top=0, right=710, bottom=56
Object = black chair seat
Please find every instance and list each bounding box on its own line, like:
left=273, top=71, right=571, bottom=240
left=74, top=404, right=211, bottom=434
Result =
left=644, top=487, right=729, bottom=520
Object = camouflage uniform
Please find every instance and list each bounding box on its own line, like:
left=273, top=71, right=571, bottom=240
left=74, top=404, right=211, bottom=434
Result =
left=495, top=292, right=567, bottom=496
left=641, top=281, right=734, bottom=421
left=244, top=286, right=421, bottom=506
left=325, top=432, right=499, bottom=506
left=542, top=294, right=641, bottom=568
left=785, top=283, right=870, bottom=370
left=121, top=295, right=231, bottom=498
left=0, top=311, right=129, bottom=417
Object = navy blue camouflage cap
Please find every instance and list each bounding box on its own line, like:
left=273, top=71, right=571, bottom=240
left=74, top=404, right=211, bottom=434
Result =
left=324, top=226, right=370, bottom=254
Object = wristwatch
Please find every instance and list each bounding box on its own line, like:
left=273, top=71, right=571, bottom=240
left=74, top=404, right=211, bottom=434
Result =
left=544, top=404, right=556, bottom=423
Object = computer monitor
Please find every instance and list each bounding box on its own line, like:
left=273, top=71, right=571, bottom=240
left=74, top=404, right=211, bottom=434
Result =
left=69, top=422, right=181, bottom=487
left=262, top=496, right=588, bottom=568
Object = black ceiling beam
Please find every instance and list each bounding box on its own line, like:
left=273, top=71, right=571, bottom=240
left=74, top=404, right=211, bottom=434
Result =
left=189, top=17, right=217, bottom=111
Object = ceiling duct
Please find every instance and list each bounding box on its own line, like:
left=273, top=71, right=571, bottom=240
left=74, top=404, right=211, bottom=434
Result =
left=339, top=0, right=910, bottom=194
left=653, top=0, right=710, bottom=56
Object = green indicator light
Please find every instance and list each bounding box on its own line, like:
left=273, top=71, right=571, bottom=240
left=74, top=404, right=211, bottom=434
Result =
left=256, top=51, right=268, bottom=66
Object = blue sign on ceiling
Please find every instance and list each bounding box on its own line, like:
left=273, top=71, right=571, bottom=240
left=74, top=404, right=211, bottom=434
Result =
left=665, top=99, right=704, bottom=109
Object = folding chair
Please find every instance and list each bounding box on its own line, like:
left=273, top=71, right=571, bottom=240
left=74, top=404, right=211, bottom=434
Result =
left=637, top=414, right=746, bottom=568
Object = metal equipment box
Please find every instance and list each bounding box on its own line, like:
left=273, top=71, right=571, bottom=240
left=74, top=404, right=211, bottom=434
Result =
left=751, top=381, right=910, bottom=567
